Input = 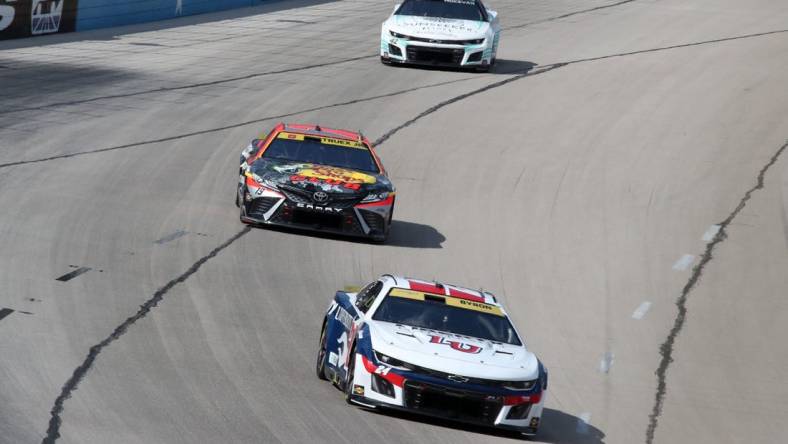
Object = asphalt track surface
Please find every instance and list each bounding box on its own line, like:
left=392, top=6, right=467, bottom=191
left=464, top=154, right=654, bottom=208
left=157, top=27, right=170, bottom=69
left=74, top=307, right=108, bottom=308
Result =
left=1, top=0, right=787, bottom=443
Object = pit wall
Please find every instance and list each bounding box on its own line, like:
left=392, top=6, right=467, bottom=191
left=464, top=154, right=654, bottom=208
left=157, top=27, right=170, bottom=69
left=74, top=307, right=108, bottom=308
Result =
left=1, top=0, right=269, bottom=40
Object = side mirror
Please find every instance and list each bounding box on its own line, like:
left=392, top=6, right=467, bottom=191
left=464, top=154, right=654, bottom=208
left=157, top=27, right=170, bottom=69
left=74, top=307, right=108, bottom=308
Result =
left=487, top=9, right=498, bottom=21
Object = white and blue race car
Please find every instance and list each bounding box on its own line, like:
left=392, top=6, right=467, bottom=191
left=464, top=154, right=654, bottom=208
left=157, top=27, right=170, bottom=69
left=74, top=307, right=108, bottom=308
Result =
left=380, top=0, right=501, bottom=71
left=316, top=275, right=547, bottom=436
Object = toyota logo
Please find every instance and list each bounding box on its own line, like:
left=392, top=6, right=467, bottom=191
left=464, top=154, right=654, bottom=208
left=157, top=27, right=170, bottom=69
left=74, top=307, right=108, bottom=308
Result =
left=312, top=191, right=329, bottom=203
left=447, top=375, right=469, bottom=383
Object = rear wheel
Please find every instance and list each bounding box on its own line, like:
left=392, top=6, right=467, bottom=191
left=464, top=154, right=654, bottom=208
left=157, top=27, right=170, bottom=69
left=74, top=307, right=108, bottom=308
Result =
left=315, top=321, right=328, bottom=380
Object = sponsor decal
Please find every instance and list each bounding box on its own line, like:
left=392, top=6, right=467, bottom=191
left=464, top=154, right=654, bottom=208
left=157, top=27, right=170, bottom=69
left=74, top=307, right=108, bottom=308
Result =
left=334, top=306, right=353, bottom=331
left=445, top=297, right=504, bottom=316
left=1, top=0, right=77, bottom=40
left=429, top=335, right=482, bottom=354
left=388, top=288, right=504, bottom=316
left=447, top=374, right=469, bottom=383
left=277, top=132, right=365, bottom=149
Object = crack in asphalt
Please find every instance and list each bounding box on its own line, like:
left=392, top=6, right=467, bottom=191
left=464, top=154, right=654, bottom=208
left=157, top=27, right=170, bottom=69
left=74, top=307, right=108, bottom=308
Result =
left=503, top=0, right=639, bottom=31
left=42, top=226, right=252, bottom=444
left=373, top=63, right=564, bottom=146
left=645, top=138, right=788, bottom=444
left=374, top=28, right=788, bottom=144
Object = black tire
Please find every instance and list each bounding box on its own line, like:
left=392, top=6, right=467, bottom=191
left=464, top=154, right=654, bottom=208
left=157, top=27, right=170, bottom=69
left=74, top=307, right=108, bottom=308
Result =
left=344, top=346, right=356, bottom=404
left=235, top=184, right=240, bottom=207
left=380, top=56, right=391, bottom=65
left=316, top=321, right=329, bottom=381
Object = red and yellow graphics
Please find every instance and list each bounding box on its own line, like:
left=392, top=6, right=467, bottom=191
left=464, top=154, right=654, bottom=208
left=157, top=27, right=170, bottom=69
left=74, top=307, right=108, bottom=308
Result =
left=290, top=165, right=377, bottom=191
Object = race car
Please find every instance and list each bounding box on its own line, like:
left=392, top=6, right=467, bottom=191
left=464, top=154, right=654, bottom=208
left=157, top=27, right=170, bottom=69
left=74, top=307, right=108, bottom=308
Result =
left=380, top=0, right=501, bottom=71
left=316, top=275, right=547, bottom=436
left=237, top=123, right=395, bottom=242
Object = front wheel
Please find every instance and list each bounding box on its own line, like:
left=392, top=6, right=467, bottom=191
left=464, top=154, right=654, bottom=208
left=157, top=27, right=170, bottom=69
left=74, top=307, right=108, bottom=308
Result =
left=344, top=347, right=356, bottom=404
left=316, top=321, right=328, bottom=380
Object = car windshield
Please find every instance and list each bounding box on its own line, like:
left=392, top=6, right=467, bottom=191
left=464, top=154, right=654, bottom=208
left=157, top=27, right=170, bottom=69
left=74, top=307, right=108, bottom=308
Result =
left=372, top=289, right=522, bottom=345
left=395, top=0, right=485, bottom=21
left=262, top=134, right=380, bottom=173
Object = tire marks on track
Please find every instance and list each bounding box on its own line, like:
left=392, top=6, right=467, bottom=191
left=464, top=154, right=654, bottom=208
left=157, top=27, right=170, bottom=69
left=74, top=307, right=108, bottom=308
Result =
left=645, top=139, right=788, bottom=444
left=42, top=226, right=252, bottom=444
left=0, top=54, right=377, bottom=116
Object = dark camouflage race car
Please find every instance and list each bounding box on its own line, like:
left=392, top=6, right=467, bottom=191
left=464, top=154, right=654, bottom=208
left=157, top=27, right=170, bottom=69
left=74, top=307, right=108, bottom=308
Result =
left=237, top=123, right=395, bottom=242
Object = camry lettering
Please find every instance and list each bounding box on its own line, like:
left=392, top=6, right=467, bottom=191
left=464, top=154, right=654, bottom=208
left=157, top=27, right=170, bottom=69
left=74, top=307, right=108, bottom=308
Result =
left=429, top=335, right=482, bottom=354
left=296, top=203, right=343, bottom=213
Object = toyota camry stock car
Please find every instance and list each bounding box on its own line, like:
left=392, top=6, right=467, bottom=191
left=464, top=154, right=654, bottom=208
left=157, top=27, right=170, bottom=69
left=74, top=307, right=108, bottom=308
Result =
left=381, top=0, right=501, bottom=71
left=316, top=275, right=548, bottom=436
left=237, top=123, right=395, bottom=242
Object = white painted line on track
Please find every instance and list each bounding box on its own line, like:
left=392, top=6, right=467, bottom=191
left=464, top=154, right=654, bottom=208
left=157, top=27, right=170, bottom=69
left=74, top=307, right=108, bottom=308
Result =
left=632, top=301, right=652, bottom=320
left=577, top=412, right=591, bottom=433
left=702, top=224, right=721, bottom=242
left=599, top=352, right=614, bottom=373
left=672, top=254, right=695, bottom=271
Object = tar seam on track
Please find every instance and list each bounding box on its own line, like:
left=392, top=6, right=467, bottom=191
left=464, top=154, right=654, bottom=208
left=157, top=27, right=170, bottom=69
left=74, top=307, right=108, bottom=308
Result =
left=0, top=0, right=636, bottom=116
left=4, top=28, right=785, bottom=172
left=0, top=77, right=476, bottom=170
left=645, top=139, right=788, bottom=444
left=41, top=226, right=251, bottom=444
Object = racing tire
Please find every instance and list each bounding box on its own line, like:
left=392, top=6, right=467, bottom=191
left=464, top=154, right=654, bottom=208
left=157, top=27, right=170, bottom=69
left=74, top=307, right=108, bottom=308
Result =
left=316, top=320, right=329, bottom=381
left=235, top=185, right=240, bottom=208
left=344, top=346, right=357, bottom=405
left=380, top=56, right=391, bottom=65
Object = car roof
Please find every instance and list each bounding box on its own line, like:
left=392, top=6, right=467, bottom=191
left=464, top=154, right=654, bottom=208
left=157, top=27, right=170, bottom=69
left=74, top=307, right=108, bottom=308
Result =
left=382, top=275, right=500, bottom=306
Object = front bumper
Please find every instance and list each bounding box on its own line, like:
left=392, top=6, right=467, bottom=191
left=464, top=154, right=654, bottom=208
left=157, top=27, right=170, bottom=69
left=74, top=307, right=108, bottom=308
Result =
left=349, top=354, right=545, bottom=435
left=239, top=186, right=392, bottom=241
left=380, top=32, right=496, bottom=68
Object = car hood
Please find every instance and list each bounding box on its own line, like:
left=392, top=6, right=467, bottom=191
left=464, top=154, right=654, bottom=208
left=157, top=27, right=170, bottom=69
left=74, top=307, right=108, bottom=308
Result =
left=368, top=320, right=539, bottom=380
left=387, top=15, right=489, bottom=40
left=250, top=158, right=392, bottom=196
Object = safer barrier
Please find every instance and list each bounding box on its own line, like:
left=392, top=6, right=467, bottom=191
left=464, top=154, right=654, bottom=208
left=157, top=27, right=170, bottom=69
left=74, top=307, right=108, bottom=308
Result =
left=1, top=0, right=267, bottom=40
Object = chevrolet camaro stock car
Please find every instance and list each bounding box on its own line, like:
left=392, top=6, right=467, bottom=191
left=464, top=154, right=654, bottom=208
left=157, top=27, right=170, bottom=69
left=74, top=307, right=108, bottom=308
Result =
left=380, top=0, right=501, bottom=71
left=237, top=123, right=395, bottom=242
left=316, top=275, right=548, bottom=436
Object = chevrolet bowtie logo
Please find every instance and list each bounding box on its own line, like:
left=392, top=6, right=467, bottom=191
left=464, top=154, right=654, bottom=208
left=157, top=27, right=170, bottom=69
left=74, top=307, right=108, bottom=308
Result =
left=447, top=375, right=469, bottom=383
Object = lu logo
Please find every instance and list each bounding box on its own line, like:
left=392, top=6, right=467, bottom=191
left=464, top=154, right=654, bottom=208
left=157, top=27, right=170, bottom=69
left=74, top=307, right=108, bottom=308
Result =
left=429, top=335, right=482, bottom=354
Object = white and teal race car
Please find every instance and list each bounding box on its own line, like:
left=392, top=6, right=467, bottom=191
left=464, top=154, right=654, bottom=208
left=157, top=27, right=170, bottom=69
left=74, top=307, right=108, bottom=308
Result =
left=380, top=0, right=501, bottom=72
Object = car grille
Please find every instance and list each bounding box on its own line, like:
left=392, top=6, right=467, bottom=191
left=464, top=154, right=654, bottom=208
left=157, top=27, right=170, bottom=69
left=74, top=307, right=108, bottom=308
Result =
left=406, top=46, right=464, bottom=65
left=279, top=184, right=363, bottom=208
left=403, top=381, right=501, bottom=424
left=360, top=210, right=385, bottom=233
left=247, top=197, right=280, bottom=219
left=406, top=363, right=528, bottom=389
